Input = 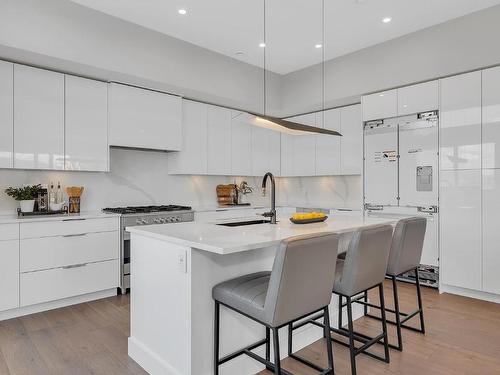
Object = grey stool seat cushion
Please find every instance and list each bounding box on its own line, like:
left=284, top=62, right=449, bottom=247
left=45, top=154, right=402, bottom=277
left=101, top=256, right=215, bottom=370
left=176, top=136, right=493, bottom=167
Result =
left=213, top=271, right=271, bottom=322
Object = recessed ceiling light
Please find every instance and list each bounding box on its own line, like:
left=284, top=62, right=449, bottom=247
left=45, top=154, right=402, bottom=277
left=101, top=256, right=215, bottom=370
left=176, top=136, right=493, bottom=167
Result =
left=315, top=44, right=322, bottom=49
left=382, top=17, right=392, bottom=23
left=178, top=9, right=187, bottom=15
left=259, top=43, right=266, bottom=48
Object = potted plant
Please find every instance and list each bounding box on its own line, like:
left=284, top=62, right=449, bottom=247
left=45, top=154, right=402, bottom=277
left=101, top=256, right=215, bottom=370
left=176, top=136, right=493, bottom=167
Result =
left=237, top=181, right=253, bottom=204
left=5, top=184, right=42, bottom=213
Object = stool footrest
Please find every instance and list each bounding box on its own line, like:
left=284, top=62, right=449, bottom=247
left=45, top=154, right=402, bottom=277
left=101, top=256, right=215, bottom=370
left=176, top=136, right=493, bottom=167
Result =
left=218, top=338, right=267, bottom=365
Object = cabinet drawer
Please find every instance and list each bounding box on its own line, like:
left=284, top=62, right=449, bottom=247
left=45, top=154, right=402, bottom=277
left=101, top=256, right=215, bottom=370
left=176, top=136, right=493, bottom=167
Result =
left=0, top=223, right=19, bottom=241
left=21, top=231, right=119, bottom=272
left=20, top=217, right=119, bottom=239
left=20, top=259, right=119, bottom=307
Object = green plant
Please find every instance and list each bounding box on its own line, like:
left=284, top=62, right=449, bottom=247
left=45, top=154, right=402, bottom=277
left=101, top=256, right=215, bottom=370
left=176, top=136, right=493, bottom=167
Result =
left=5, top=184, right=42, bottom=201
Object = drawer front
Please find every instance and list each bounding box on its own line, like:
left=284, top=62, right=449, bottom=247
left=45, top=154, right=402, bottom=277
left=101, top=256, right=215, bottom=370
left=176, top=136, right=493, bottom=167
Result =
left=21, top=231, right=119, bottom=272
left=20, top=217, right=119, bottom=239
left=0, top=223, right=19, bottom=241
left=20, top=259, right=119, bottom=307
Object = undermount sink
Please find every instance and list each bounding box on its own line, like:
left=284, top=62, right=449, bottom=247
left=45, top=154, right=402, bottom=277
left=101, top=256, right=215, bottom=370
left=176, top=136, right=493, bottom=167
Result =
left=217, top=219, right=272, bottom=227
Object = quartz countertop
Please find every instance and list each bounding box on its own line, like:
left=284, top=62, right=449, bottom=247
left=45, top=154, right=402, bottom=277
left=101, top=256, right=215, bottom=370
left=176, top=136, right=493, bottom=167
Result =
left=127, top=213, right=396, bottom=255
left=0, top=211, right=120, bottom=224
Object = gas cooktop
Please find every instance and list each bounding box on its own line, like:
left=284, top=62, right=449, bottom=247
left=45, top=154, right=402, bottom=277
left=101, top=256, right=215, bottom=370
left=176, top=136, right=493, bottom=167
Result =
left=102, top=205, right=192, bottom=215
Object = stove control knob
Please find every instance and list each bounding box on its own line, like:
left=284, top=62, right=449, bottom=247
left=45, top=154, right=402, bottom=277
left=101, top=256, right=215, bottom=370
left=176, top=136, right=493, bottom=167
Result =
left=175, top=217, right=181, bottom=222
left=167, top=217, right=173, bottom=223
left=141, top=219, right=148, bottom=224
left=136, top=219, right=143, bottom=225
left=161, top=218, right=167, bottom=223
left=153, top=218, right=160, bottom=224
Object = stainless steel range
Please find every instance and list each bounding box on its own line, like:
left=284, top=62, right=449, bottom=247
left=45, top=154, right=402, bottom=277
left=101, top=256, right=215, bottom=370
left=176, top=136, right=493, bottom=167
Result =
left=103, top=205, right=194, bottom=294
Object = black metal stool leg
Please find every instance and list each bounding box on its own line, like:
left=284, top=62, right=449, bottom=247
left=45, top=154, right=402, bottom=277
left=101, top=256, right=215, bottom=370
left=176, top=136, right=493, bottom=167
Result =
left=415, top=268, right=426, bottom=334
left=346, top=296, right=357, bottom=375
left=214, top=302, right=220, bottom=375
left=363, top=290, right=368, bottom=316
left=338, top=295, right=343, bottom=329
left=272, top=327, right=282, bottom=374
left=378, top=284, right=390, bottom=363
left=323, top=306, right=335, bottom=374
left=287, top=323, right=293, bottom=355
left=392, top=276, right=403, bottom=351
left=266, top=327, right=271, bottom=362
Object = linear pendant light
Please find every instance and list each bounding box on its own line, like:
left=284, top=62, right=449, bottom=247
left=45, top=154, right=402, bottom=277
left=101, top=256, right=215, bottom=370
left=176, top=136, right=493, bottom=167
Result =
left=239, top=0, right=341, bottom=137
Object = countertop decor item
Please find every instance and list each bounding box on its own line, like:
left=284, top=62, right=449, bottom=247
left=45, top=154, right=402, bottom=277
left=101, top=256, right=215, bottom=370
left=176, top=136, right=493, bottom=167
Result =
left=289, top=212, right=328, bottom=224
left=66, top=186, right=84, bottom=214
left=237, top=181, right=253, bottom=205
left=5, top=184, right=42, bottom=213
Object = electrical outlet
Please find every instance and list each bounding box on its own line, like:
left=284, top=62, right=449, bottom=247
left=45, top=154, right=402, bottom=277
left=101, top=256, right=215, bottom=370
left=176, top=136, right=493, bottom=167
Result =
left=178, top=251, right=187, bottom=273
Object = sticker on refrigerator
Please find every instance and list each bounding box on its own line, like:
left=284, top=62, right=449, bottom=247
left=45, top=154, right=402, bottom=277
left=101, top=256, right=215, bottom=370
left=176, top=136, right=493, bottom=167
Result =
left=373, top=150, right=397, bottom=163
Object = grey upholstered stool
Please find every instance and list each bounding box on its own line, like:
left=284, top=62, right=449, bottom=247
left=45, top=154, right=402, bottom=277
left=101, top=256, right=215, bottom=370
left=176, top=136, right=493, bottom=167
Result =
left=355, top=217, right=427, bottom=351
left=298, top=224, right=393, bottom=375
left=212, top=232, right=340, bottom=375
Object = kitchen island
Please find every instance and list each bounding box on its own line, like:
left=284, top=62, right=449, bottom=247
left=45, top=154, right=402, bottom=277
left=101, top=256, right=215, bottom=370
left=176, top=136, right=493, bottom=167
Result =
left=127, top=213, right=396, bottom=375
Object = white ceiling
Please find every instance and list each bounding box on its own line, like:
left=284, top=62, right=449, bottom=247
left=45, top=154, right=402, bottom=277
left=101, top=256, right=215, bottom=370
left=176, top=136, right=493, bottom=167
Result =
left=70, top=0, right=500, bottom=74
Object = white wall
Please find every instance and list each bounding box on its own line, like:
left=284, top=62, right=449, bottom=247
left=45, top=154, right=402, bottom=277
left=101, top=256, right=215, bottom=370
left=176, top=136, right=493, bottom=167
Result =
left=281, top=4, right=500, bottom=116
left=0, top=149, right=360, bottom=215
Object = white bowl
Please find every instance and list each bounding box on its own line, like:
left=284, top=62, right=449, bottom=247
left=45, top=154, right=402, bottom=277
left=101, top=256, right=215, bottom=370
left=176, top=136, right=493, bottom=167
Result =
left=50, top=202, right=65, bottom=211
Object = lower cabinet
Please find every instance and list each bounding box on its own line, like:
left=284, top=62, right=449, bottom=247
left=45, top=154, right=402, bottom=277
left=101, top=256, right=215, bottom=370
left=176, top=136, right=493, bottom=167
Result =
left=482, top=169, right=500, bottom=295
left=0, top=236, right=19, bottom=312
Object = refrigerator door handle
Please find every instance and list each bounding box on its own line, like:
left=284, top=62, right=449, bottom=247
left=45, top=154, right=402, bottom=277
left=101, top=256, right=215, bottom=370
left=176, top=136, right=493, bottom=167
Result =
left=417, top=205, right=438, bottom=214
left=364, top=203, right=384, bottom=211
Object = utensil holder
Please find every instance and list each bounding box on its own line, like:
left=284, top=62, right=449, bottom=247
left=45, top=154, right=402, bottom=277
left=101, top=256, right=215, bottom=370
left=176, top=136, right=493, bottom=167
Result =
left=68, top=197, right=81, bottom=214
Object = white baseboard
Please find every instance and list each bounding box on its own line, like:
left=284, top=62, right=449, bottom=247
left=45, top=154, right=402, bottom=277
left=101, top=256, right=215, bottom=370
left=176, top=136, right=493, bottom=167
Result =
left=0, top=288, right=117, bottom=321
left=440, top=284, right=500, bottom=304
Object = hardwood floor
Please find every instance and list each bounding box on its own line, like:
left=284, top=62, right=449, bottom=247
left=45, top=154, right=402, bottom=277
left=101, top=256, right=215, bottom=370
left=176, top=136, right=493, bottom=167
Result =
left=1, top=281, right=500, bottom=374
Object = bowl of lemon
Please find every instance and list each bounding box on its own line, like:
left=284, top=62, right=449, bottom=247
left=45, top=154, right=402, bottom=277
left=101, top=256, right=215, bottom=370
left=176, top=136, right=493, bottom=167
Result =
left=290, top=212, right=328, bottom=224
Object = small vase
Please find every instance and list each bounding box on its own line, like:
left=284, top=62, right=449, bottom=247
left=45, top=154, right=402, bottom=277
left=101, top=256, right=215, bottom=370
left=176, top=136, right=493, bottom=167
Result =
left=19, top=200, right=35, bottom=213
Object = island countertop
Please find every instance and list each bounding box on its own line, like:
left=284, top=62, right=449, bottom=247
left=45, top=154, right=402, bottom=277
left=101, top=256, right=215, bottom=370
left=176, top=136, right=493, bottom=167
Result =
left=127, top=213, right=397, bottom=255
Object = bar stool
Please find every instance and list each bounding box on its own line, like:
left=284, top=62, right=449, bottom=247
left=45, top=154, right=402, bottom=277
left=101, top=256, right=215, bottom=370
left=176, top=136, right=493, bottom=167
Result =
left=213, top=232, right=340, bottom=375
left=355, top=217, right=427, bottom=351
left=293, top=224, right=393, bottom=375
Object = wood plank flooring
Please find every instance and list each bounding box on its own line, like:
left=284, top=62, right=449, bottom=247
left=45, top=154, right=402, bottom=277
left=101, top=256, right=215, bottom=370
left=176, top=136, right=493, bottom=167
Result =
left=0, top=281, right=499, bottom=374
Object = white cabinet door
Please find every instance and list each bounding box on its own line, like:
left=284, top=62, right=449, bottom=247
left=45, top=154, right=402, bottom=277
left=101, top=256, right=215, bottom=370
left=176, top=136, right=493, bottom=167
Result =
left=207, top=105, right=231, bottom=175
left=289, top=113, right=316, bottom=176
left=440, top=169, right=481, bottom=290
left=280, top=133, right=294, bottom=177
left=315, top=109, right=341, bottom=176
left=340, top=104, right=362, bottom=175
left=0, top=61, right=13, bottom=168
left=251, top=126, right=281, bottom=176
left=108, top=83, right=182, bottom=151
left=231, top=111, right=252, bottom=176
left=0, top=238, right=19, bottom=312
left=481, top=169, right=500, bottom=294
left=362, top=89, right=398, bottom=121
left=65, top=76, right=108, bottom=171
left=440, top=72, right=481, bottom=170
left=168, top=100, right=207, bottom=174
left=482, top=66, right=500, bottom=169
left=14, top=65, right=64, bottom=170
left=397, top=81, right=439, bottom=116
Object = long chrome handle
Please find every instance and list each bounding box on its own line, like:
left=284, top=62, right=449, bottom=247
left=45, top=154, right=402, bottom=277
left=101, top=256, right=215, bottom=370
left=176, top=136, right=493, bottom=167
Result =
left=62, top=218, right=86, bottom=222
left=62, top=233, right=87, bottom=238
left=62, top=263, right=87, bottom=269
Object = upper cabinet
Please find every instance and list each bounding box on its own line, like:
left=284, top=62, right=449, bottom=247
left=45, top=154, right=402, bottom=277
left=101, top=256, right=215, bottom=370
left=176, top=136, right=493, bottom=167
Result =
left=362, top=89, right=397, bottom=121
left=340, top=104, right=362, bottom=175
left=207, top=105, right=231, bottom=175
left=440, top=71, right=482, bottom=171
left=14, top=65, right=64, bottom=170
left=315, top=109, right=341, bottom=176
left=65, top=76, right=108, bottom=172
left=168, top=100, right=207, bottom=175
left=108, top=83, right=182, bottom=151
left=482, top=66, right=500, bottom=169
left=251, top=126, right=281, bottom=176
left=231, top=111, right=252, bottom=176
left=0, top=61, right=13, bottom=169
left=397, top=80, right=438, bottom=116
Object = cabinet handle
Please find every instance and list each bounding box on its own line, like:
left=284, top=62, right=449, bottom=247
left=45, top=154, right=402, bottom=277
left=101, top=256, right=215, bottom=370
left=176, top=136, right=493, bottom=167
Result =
left=62, top=263, right=87, bottom=269
left=62, top=233, right=87, bottom=238
left=62, top=218, right=86, bottom=222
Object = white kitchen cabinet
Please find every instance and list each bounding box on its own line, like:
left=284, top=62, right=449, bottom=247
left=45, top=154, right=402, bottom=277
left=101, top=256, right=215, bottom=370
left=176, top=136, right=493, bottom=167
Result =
left=440, top=169, right=481, bottom=291
left=340, top=104, right=362, bottom=175
left=168, top=100, right=208, bottom=175
left=108, top=83, right=182, bottom=151
left=315, top=109, right=341, bottom=176
left=65, top=75, right=108, bottom=171
left=440, top=71, right=481, bottom=170
left=0, top=61, right=13, bottom=168
left=0, top=224, right=19, bottom=312
left=251, top=126, right=281, bottom=176
left=481, top=169, right=500, bottom=294
left=231, top=111, right=252, bottom=176
left=14, top=64, right=64, bottom=170
left=482, top=66, right=500, bottom=169
left=397, top=81, right=439, bottom=116
left=362, top=89, right=398, bottom=121
left=207, top=105, right=231, bottom=175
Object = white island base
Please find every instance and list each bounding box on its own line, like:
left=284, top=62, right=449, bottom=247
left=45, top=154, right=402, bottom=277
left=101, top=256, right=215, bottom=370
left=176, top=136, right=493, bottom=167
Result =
left=128, top=234, right=365, bottom=375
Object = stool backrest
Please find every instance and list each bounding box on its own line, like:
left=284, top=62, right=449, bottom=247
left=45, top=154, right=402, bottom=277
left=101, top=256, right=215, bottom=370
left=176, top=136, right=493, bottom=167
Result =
left=337, top=224, right=393, bottom=296
left=387, top=217, right=427, bottom=276
left=264, top=232, right=339, bottom=327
